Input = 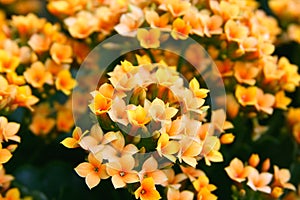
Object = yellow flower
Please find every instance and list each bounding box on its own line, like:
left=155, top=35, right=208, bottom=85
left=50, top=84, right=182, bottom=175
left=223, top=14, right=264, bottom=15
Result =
left=156, top=133, right=180, bottom=163
left=0, top=50, right=20, bottom=73
left=61, top=127, right=87, bottom=148
left=137, top=28, right=160, bottom=49
left=127, top=105, right=151, bottom=127
left=55, top=70, right=76, bottom=95
left=75, top=153, right=109, bottom=189
left=274, top=91, right=291, bottom=110
left=171, top=18, right=191, bottom=40
left=220, top=133, right=235, bottom=144
left=89, top=92, right=112, bottom=115
left=192, top=175, right=217, bottom=193
left=0, top=143, right=12, bottom=169
left=235, top=85, right=257, bottom=107
left=189, top=78, right=209, bottom=99
left=0, top=116, right=20, bottom=143
left=13, top=85, right=39, bottom=111
left=134, top=177, right=161, bottom=200
left=0, top=188, right=20, bottom=200
left=24, top=61, right=53, bottom=88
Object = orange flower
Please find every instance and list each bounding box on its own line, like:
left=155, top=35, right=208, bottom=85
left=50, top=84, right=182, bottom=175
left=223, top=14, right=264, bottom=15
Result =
left=171, top=18, right=191, bottom=40
left=0, top=50, right=20, bottom=73
left=197, top=187, right=217, bottom=200
left=235, top=85, right=257, bottom=107
left=45, top=59, right=70, bottom=76
left=56, top=109, right=74, bottom=132
left=13, top=85, right=39, bottom=111
left=75, top=153, right=109, bottom=189
left=61, top=127, right=88, bottom=148
left=225, top=158, right=253, bottom=183
left=226, top=94, right=240, bottom=119
left=50, top=42, right=73, bottom=64
left=233, top=62, right=260, bottom=85
left=24, top=61, right=53, bottom=88
left=293, top=123, right=300, bottom=144
left=127, top=105, right=151, bottom=127
left=106, top=155, right=139, bottom=188
left=6, top=72, right=25, bottom=86
left=89, top=92, right=112, bottom=115
left=192, top=175, right=217, bottom=193
left=225, top=20, right=249, bottom=43
left=287, top=108, right=300, bottom=126
left=137, top=28, right=160, bottom=49
left=0, top=143, right=12, bottom=169
left=0, top=116, right=20, bottom=143
left=255, top=88, right=275, bottom=115
left=0, top=188, right=20, bottom=200
left=138, top=156, right=168, bottom=185
left=11, top=13, right=46, bottom=35
left=134, top=177, right=161, bottom=200
left=159, top=0, right=191, bottom=17
left=247, top=168, right=273, bottom=193
left=167, top=187, right=194, bottom=200
left=272, top=165, right=296, bottom=191
left=200, top=14, right=223, bottom=37
left=145, top=11, right=170, bottom=29
left=29, top=115, right=55, bottom=136
left=210, top=0, right=240, bottom=21
left=55, top=70, right=76, bottom=95
left=28, top=34, right=51, bottom=53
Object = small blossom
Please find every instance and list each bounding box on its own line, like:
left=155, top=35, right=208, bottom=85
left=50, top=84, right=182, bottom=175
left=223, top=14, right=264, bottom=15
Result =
left=61, top=127, right=88, bottom=148
left=247, top=168, right=273, bottom=193
left=272, top=165, right=296, bottom=191
left=167, top=187, right=194, bottom=200
left=55, top=70, right=76, bottom=95
left=50, top=43, right=73, bottom=64
left=171, top=18, right=191, bottom=40
left=134, top=177, right=161, bottom=200
left=235, top=85, right=257, bottom=107
left=24, top=61, right=53, bottom=88
left=75, top=153, right=109, bottom=189
left=0, top=116, right=20, bottom=143
left=29, top=115, right=55, bottom=136
left=225, top=158, right=253, bottom=183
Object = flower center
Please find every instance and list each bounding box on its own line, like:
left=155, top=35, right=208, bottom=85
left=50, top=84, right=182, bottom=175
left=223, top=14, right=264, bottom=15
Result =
left=119, top=171, right=125, bottom=177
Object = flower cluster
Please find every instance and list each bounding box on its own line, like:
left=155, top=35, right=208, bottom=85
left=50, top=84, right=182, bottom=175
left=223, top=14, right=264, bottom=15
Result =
left=62, top=57, right=230, bottom=199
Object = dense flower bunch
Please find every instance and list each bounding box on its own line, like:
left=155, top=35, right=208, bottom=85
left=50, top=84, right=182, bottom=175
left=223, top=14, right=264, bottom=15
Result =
left=63, top=57, right=229, bottom=199
left=0, top=0, right=299, bottom=199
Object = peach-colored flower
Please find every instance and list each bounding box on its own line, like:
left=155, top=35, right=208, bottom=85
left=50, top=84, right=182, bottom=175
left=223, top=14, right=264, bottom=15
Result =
left=167, top=187, right=194, bottom=200
left=0, top=143, right=12, bottom=169
left=0, top=168, right=14, bottom=190
left=45, top=59, right=70, bottom=76
left=156, top=133, right=180, bottom=163
left=106, top=155, right=139, bottom=188
left=29, top=115, right=55, bottom=136
left=215, top=59, right=234, bottom=77
left=235, top=85, right=257, bottom=107
left=178, top=137, right=202, bottom=167
left=0, top=116, right=20, bottom=143
left=180, top=166, right=205, bottom=182
left=272, top=165, right=296, bottom=191
left=226, top=94, right=240, bottom=119
left=210, top=0, right=240, bottom=21
left=225, top=158, right=253, bottom=183
left=162, top=168, right=187, bottom=189
left=114, top=5, right=144, bottom=37
left=0, top=50, right=20, bottom=73
left=64, top=11, right=98, bottom=39
left=24, top=61, right=53, bottom=88
left=233, top=62, right=260, bottom=85
left=75, top=153, right=109, bottom=189
left=137, top=28, right=160, bottom=49
left=11, top=13, right=46, bottom=35
left=200, top=136, right=223, bottom=166
left=134, top=177, right=161, bottom=200
left=138, top=156, right=168, bottom=185
left=55, top=70, right=76, bottom=95
left=28, top=34, right=51, bottom=53
left=61, top=127, right=88, bottom=148
left=171, top=18, right=191, bottom=40
left=50, top=42, right=73, bottom=64
left=225, top=20, right=249, bottom=43
left=247, top=168, right=273, bottom=193
left=200, top=13, right=223, bottom=37
left=255, top=88, right=275, bottom=115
